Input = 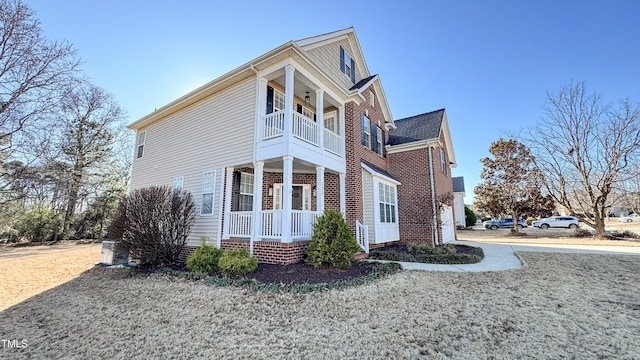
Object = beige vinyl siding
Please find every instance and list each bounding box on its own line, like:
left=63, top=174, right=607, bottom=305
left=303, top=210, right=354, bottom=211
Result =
left=304, top=39, right=364, bottom=90
left=361, top=168, right=375, bottom=243
left=130, top=77, right=256, bottom=245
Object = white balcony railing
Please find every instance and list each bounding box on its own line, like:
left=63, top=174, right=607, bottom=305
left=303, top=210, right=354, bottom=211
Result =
left=323, top=128, right=344, bottom=156
left=263, top=111, right=285, bottom=139
left=228, top=210, right=321, bottom=240
left=227, top=211, right=253, bottom=237
left=292, top=112, right=319, bottom=146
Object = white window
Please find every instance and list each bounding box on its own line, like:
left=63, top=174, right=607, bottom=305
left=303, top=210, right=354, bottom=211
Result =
left=324, top=111, right=338, bottom=134
left=344, top=52, right=352, bottom=78
left=302, top=106, right=314, bottom=120
left=136, top=131, right=146, bottom=159
left=272, top=184, right=311, bottom=210
left=440, top=147, right=447, bottom=174
left=173, top=176, right=183, bottom=191
left=201, top=171, right=216, bottom=215
left=239, top=172, right=254, bottom=211
left=378, top=183, right=397, bottom=223
left=274, top=89, right=285, bottom=112
left=370, top=91, right=375, bottom=107
left=362, top=114, right=371, bottom=148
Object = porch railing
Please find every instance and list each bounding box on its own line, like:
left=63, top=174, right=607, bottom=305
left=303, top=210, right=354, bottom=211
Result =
left=292, top=112, right=319, bottom=146
left=323, top=128, right=344, bottom=156
left=263, top=110, right=285, bottom=139
left=227, top=211, right=253, bottom=237
left=355, top=220, right=369, bottom=254
left=228, top=210, right=321, bottom=239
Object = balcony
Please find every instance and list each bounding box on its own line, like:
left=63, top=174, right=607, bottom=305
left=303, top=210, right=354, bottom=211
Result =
left=260, top=110, right=344, bottom=157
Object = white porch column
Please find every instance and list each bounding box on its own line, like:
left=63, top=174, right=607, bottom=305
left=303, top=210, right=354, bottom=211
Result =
left=338, top=105, right=345, bottom=137
left=251, top=161, right=264, bottom=254
left=223, top=167, right=234, bottom=239
left=284, top=65, right=295, bottom=145
left=339, top=172, right=346, bottom=216
left=256, top=78, right=268, bottom=142
left=316, top=88, right=324, bottom=149
left=316, top=166, right=325, bottom=213
left=282, top=155, right=293, bottom=242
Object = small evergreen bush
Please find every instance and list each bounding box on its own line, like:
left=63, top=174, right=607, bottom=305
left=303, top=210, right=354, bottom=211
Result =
left=218, top=249, right=258, bottom=277
left=306, top=209, right=361, bottom=269
left=408, top=243, right=457, bottom=255
left=464, top=206, right=477, bottom=227
left=186, top=239, right=223, bottom=273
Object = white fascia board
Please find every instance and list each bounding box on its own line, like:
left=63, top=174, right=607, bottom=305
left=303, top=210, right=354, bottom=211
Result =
left=295, top=28, right=354, bottom=48
left=361, top=163, right=401, bottom=186
left=441, top=111, right=457, bottom=168
left=385, top=139, right=440, bottom=154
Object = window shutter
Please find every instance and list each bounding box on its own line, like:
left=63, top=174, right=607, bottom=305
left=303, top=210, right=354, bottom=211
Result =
left=232, top=171, right=241, bottom=211
left=350, top=58, right=355, bottom=83
left=296, top=104, right=302, bottom=114
left=371, top=126, right=379, bottom=154
left=340, top=46, right=345, bottom=73
left=266, top=86, right=274, bottom=114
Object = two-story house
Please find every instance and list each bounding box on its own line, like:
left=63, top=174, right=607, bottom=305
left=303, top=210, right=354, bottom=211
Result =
left=127, top=28, right=456, bottom=264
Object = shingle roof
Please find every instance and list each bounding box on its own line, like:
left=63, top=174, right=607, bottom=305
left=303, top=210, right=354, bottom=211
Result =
left=361, top=160, right=401, bottom=183
left=452, top=176, right=465, bottom=193
left=387, top=108, right=445, bottom=146
left=349, top=75, right=377, bottom=90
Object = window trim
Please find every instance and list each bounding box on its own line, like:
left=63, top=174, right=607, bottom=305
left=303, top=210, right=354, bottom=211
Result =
left=361, top=113, right=371, bottom=148
left=376, top=126, right=383, bottom=156
left=136, top=131, right=146, bottom=159
left=377, top=181, right=397, bottom=224
left=238, top=172, right=254, bottom=211
left=200, top=170, right=216, bottom=216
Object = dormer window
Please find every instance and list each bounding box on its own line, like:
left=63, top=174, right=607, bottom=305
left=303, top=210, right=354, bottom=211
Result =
left=340, top=46, right=356, bottom=84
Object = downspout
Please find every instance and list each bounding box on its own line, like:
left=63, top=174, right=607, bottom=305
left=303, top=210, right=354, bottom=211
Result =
left=428, top=145, right=439, bottom=246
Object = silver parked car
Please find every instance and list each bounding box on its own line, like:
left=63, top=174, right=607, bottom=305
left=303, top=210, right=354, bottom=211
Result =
left=618, top=213, right=640, bottom=223
left=532, top=216, right=579, bottom=229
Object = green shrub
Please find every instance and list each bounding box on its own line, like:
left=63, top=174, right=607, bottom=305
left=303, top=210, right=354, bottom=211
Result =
left=370, top=244, right=484, bottom=264
left=186, top=241, right=223, bottom=273
left=306, top=209, right=361, bottom=269
left=218, top=249, right=258, bottom=277
left=16, top=207, right=62, bottom=242
left=408, top=243, right=457, bottom=255
left=464, top=206, right=477, bottom=227
left=526, top=218, right=534, bottom=226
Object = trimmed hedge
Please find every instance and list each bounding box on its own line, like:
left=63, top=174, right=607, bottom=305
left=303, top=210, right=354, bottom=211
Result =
left=186, top=243, right=223, bottom=273
left=370, top=244, right=484, bottom=264
left=218, top=249, right=258, bottom=277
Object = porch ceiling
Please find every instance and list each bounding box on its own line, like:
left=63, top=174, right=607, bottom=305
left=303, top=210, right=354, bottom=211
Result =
left=269, top=73, right=340, bottom=109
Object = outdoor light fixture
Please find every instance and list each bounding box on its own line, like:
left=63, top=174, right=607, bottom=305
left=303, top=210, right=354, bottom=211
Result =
left=305, top=91, right=310, bottom=107
left=268, top=185, right=273, bottom=196
left=312, top=186, right=316, bottom=197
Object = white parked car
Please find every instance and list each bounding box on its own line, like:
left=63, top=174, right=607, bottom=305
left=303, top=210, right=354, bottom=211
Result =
left=532, top=216, right=579, bottom=229
left=618, top=214, right=640, bottom=223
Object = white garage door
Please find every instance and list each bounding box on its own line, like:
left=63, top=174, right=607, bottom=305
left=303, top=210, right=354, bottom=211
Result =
left=441, top=206, right=455, bottom=243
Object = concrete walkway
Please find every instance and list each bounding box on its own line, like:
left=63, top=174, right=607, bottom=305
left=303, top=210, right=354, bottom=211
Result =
left=377, top=240, right=640, bottom=272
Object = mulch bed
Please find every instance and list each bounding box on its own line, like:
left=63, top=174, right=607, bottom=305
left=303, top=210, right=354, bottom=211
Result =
left=379, top=243, right=477, bottom=256
left=136, top=261, right=380, bottom=285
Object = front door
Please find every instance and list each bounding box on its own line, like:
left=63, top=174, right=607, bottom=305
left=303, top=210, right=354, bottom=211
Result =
left=292, top=186, right=303, bottom=210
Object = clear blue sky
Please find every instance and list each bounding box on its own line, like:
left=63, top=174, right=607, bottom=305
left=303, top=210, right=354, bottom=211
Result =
left=25, top=0, right=640, bottom=205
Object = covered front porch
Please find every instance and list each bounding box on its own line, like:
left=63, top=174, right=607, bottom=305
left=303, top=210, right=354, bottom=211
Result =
left=220, top=157, right=347, bottom=263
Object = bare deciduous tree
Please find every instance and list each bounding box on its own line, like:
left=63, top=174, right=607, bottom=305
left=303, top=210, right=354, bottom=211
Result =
left=0, top=0, right=78, bottom=203
left=58, top=81, right=125, bottom=238
left=524, top=81, right=640, bottom=238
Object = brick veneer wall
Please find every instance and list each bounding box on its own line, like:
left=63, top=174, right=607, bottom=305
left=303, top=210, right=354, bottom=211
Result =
left=344, top=87, right=390, bottom=231
left=387, top=133, right=455, bottom=245
left=179, top=240, right=310, bottom=265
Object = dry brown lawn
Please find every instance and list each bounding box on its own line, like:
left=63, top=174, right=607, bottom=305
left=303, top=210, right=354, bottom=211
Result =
left=1, top=243, right=639, bottom=358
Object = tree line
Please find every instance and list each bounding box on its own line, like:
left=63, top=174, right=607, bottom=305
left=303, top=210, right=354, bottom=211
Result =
left=474, top=81, right=640, bottom=238
left=0, top=0, right=132, bottom=242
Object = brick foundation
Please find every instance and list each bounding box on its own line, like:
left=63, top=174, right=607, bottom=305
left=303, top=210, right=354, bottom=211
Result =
left=179, top=240, right=310, bottom=265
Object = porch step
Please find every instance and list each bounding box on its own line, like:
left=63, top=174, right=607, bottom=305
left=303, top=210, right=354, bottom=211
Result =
left=354, top=251, right=369, bottom=260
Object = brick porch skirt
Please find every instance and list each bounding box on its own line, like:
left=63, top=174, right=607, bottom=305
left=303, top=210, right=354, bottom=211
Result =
left=179, top=239, right=311, bottom=265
